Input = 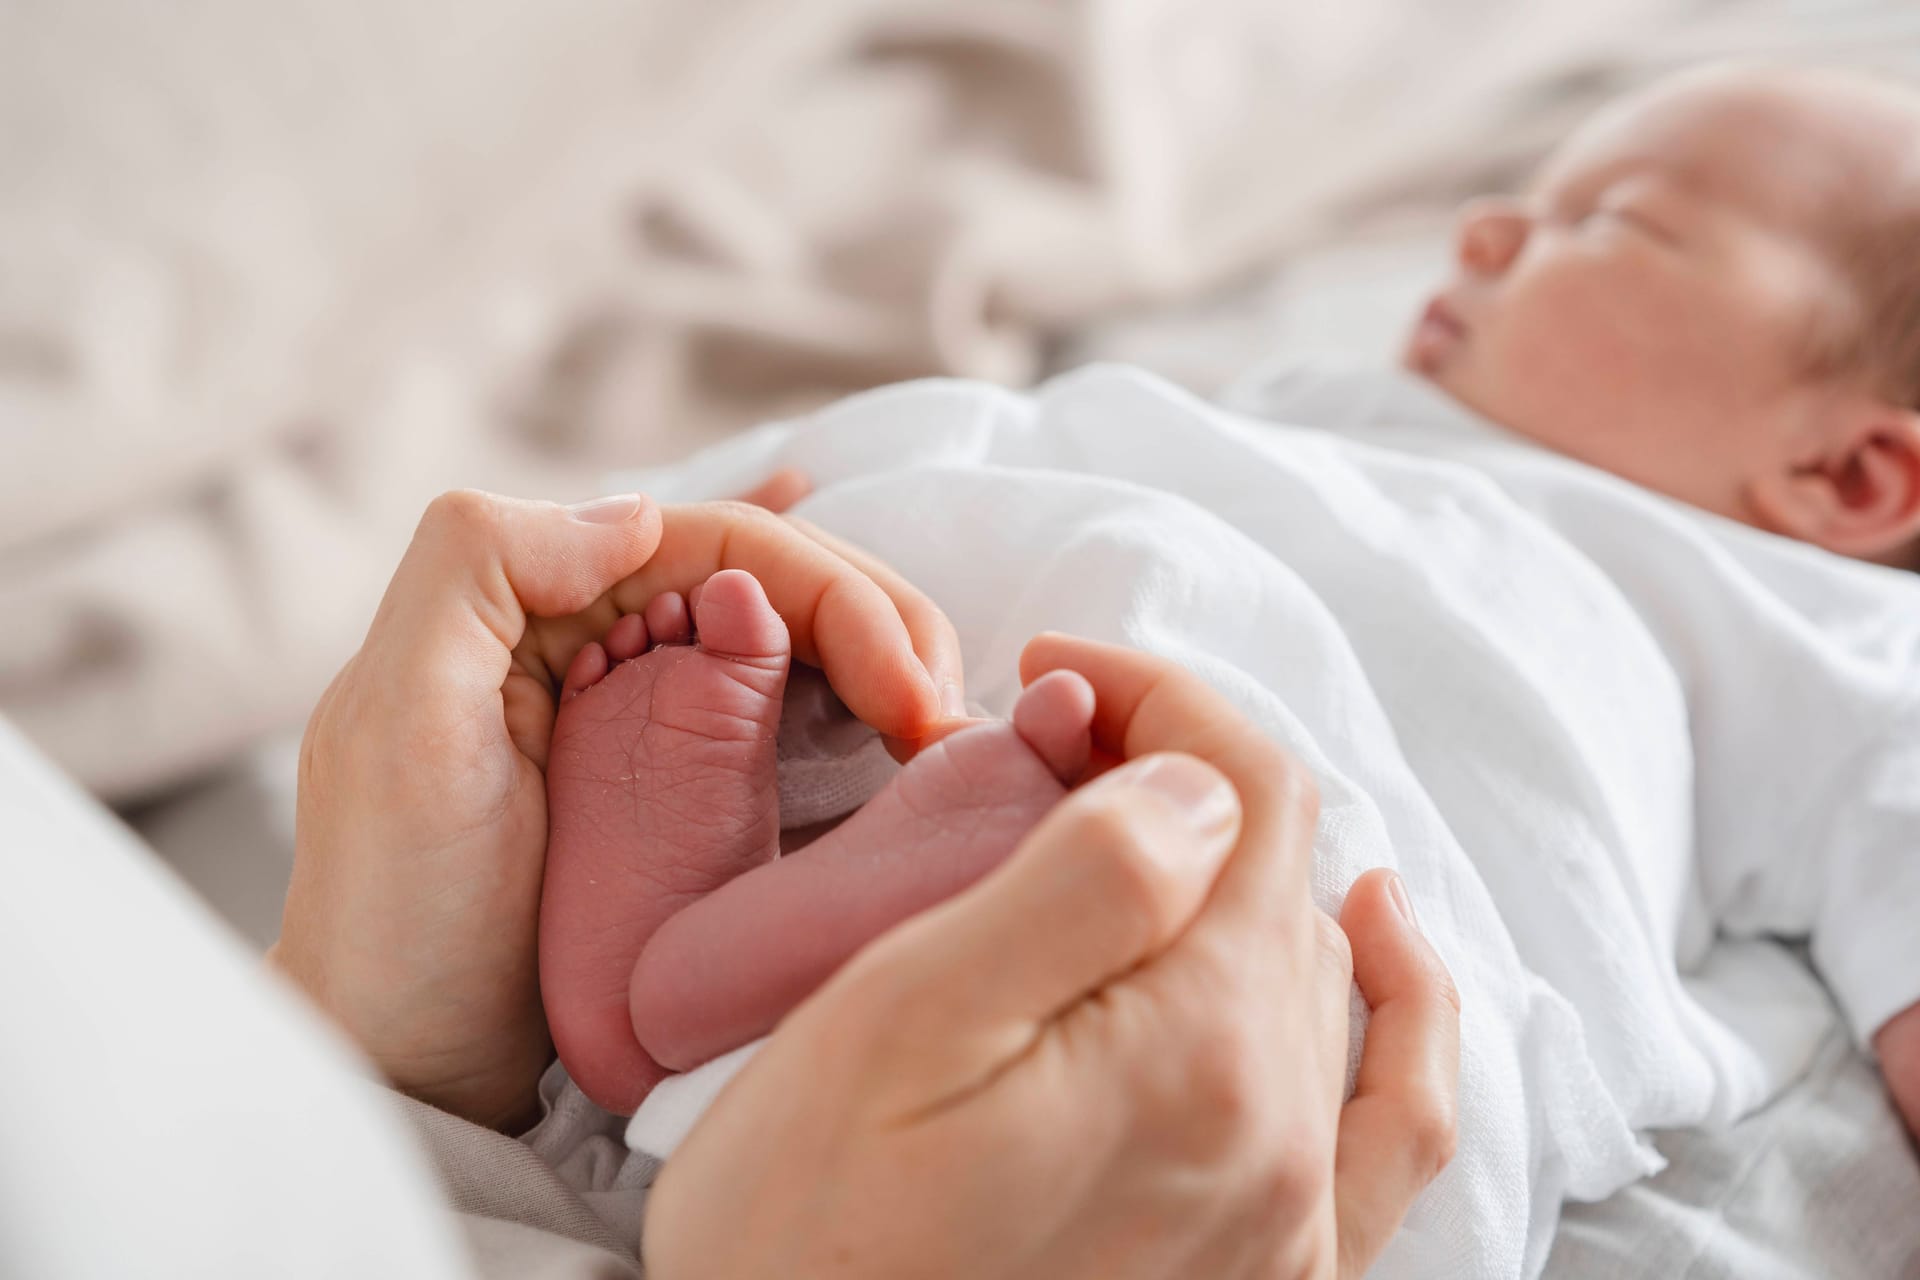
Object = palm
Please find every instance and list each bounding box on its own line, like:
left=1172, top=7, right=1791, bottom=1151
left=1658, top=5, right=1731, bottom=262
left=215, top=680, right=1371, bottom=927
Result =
left=288, top=658, right=561, bottom=1129
left=391, top=667, right=561, bottom=1128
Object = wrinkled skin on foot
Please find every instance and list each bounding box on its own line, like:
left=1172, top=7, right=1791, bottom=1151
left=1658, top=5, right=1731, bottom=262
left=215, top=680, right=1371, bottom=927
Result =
left=630, top=666, right=1095, bottom=1071
left=540, top=571, right=1094, bottom=1113
left=540, top=570, right=790, bottom=1113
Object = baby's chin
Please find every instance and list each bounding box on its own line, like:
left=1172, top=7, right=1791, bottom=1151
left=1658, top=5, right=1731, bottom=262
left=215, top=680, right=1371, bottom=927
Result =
left=1399, top=330, right=1467, bottom=395
left=1398, top=342, right=1519, bottom=440
left=1398, top=341, right=1441, bottom=381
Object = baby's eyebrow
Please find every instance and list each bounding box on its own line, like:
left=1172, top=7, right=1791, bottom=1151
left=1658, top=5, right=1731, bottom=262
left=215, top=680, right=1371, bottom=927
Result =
left=1517, top=166, right=1562, bottom=204
left=1533, top=159, right=1688, bottom=216
left=1522, top=158, right=1614, bottom=210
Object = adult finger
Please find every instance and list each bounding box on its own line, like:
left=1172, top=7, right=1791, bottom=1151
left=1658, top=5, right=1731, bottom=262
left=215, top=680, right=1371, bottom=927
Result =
left=827, top=751, right=1242, bottom=1107
left=730, top=467, right=813, bottom=513
left=1018, top=632, right=1321, bottom=939
left=783, top=515, right=967, bottom=719
left=1312, top=907, right=1358, bottom=1121
left=782, top=514, right=965, bottom=763
left=367, top=489, right=661, bottom=703
left=593, top=501, right=944, bottom=740
left=1333, top=869, right=1461, bottom=1277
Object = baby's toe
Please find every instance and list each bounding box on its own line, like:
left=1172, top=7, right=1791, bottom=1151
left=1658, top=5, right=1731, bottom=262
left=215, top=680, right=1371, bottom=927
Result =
left=645, top=592, right=691, bottom=646
left=692, top=570, right=790, bottom=665
left=561, top=641, right=611, bottom=702
left=604, top=612, right=649, bottom=663
left=1012, top=669, right=1096, bottom=783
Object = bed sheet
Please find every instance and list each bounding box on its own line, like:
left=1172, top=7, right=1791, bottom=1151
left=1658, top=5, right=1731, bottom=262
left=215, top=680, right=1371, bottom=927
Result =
left=1544, top=1021, right=1920, bottom=1278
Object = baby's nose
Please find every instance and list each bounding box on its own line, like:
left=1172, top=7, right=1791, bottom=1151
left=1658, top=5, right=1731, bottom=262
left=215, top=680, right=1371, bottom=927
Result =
left=1454, top=198, right=1530, bottom=275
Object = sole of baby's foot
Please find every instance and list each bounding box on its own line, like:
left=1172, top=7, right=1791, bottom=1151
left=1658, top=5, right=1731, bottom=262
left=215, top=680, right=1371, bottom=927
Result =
left=539, top=569, right=791, bottom=1114
left=628, top=668, right=1097, bottom=1071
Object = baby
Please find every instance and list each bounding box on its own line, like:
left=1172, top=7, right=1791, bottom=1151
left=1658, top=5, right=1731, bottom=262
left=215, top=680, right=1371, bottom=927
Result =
left=538, top=57, right=1920, bottom=1168
left=1399, top=60, right=1920, bottom=1136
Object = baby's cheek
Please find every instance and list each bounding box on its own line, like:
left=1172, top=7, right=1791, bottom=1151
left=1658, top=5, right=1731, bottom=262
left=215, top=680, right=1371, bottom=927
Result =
left=1491, top=281, right=1638, bottom=416
left=1531, top=263, right=1661, bottom=369
left=1543, top=259, right=1713, bottom=394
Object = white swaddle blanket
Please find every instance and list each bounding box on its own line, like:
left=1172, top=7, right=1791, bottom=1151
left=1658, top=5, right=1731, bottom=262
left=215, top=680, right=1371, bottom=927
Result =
left=606, top=361, right=1920, bottom=1278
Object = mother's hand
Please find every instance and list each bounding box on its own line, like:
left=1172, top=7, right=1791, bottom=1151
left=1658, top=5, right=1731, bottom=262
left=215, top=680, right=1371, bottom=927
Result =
left=271, top=484, right=961, bottom=1130
left=646, top=634, right=1460, bottom=1279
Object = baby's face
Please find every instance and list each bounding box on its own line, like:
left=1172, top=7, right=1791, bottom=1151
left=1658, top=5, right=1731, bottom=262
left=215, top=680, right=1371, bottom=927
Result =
left=1403, top=71, right=1881, bottom=523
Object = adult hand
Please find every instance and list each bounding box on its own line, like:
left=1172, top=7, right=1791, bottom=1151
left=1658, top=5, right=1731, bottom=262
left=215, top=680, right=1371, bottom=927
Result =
left=272, top=481, right=964, bottom=1130
left=645, top=634, right=1461, bottom=1279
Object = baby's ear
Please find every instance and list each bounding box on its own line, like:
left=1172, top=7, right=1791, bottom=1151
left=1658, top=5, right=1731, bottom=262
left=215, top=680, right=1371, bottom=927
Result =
left=1750, top=402, right=1920, bottom=564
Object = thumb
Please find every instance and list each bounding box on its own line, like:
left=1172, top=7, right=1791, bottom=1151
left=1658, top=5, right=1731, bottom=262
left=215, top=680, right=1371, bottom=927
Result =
left=361, top=489, right=662, bottom=710
left=837, top=752, right=1242, bottom=1106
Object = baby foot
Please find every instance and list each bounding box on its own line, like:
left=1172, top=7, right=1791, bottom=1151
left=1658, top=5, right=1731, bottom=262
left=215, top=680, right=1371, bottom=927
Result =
left=539, top=569, right=790, bottom=1114
left=629, top=667, right=1096, bottom=1071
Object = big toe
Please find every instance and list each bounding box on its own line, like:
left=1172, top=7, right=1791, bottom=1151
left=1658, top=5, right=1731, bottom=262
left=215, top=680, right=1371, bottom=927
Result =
left=1011, top=669, right=1095, bottom=783
left=692, top=570, right=790, bottom=665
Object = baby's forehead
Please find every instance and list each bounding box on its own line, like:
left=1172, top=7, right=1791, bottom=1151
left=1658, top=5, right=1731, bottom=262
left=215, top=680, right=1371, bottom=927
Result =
left=1534, top=69, right=1920, bottom=236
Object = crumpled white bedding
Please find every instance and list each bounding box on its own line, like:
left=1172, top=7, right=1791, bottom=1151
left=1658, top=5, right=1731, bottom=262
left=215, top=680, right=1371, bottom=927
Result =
left=593, top=361, right=1908, bottom=1276
left=1543, top=1018, right=1920, bottom=1278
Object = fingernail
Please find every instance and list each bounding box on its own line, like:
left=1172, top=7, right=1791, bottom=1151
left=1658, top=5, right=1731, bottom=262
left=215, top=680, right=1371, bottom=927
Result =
left=1128, top=754, right=1239, bottom=845
left=1387, top=872, right=1420, bottom=931
left=568, top=493, right=645, bottom=524
left=941, top=678, right=967, bottom=719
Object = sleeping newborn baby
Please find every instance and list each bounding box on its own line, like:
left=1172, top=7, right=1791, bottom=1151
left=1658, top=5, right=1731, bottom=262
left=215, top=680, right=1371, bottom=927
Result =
left=1395, top=60, right=1920, bottom=1125
left=536, top=63, right=1920, bottom=1277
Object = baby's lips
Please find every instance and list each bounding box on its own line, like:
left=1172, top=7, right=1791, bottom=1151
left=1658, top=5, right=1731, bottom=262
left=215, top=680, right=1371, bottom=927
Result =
left=1422, top=294, right=1470, bottom=338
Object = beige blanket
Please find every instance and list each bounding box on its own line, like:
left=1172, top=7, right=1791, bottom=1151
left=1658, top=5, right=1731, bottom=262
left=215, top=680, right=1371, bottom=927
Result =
left=2, top=0, right=1877, bottom=800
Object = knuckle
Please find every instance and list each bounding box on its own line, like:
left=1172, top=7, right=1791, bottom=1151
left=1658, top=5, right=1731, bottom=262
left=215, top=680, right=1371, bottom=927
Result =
left=1408, top=1091, right=1461, bottom=1182
left=1251, top=1139, right=1327, bottom=1222
left=1268, top=748, right=1322, bottom=823
left=1432, top=961, right=1465, bottom=1020
left=1388, top=1086, right=1460, bottom=1185
left=1064, top=801, right=1176, bottom=935
left=703, top=498, right=780, bottom=532
left=424, top=488, right=500, bottom=537
left=1164, top=1020, right=1269, bottom=1159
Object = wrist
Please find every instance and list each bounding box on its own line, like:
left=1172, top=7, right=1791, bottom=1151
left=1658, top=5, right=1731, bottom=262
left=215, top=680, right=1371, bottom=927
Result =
left=381, top=1042, right=557, bottom=1135
left=265, top=941, right=548, bottom=1133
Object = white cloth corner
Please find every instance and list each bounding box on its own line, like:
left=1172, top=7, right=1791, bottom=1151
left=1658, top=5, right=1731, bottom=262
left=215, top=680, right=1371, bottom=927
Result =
left=624, top=1043, right=762, bottom=1160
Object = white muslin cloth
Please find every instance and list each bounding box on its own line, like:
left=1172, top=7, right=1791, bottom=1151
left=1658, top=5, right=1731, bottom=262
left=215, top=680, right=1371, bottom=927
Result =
left=606, top=360, right=1920, bottom=1278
